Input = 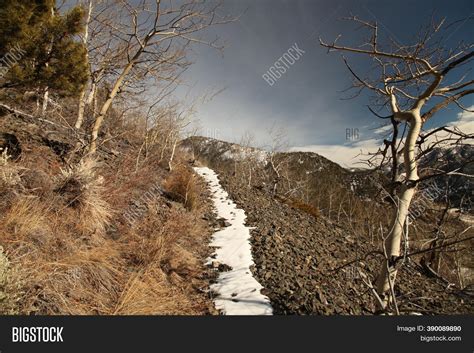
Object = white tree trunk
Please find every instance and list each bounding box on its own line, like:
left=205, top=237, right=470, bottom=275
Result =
left=40, top=6, right=55, bottom=118
left=75, top=0, right=93, bottom=130
left=89, top=61, right=135, bottom=153
left=376, top=110, right=422, bottom=310
left=41, top=88, right=49, bottom=117
left=89, top=19, right=151, bottom=154
left=248, top=164, right=252, bottom=188
left=75, top=89, right=87, bottom=129
left=86, top=81, right=96, bottom=105
left=160, top=130, right=171, bottom=162
left=168, top=134, right=178, bottom=171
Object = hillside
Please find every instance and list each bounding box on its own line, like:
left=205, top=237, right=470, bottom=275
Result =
left=1, top=114, right=472, bottom=315
left=0, top=111, right=219, bottom=314
left=1, top=4, right=474, bottom=353
left=183, top=136, right=474, bottom=314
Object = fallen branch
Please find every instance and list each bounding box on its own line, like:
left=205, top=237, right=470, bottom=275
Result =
left=394, top=232, right=474, bottom=264
left=0, top=102, right=64, bottom=128
left=0, top=102, right=35, bottom=119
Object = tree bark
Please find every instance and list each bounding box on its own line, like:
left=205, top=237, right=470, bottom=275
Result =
left=41, top=88, right=49, bottom=117
left=74, top=0, right=93, bottom=130
left=376, top=110, right=422, bottom=310
left=86, top=81, right=96, bottom=105
left=89, top=60, right=135, bottom=154
left=75, top=89, right=87, bottom=129
left=168, top=134, right=178, bottom=171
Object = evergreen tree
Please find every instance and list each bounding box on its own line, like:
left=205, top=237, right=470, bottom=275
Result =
left=0, top=0, right=88, bottom=96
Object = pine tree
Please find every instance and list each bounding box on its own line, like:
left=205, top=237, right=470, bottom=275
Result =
left=0, top=0, right=88, bottom=96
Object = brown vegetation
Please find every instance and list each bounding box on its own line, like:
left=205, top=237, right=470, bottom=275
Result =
left=0, top=113, right=215, bottom=315
left=162, top=165, right=199, bottom=211
left=280, top=196, right=320, bottom=219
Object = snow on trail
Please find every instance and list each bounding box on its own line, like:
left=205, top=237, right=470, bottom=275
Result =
left=194, top=167, right=273, bottom=315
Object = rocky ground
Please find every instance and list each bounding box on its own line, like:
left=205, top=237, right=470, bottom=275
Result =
left=202, top=166, right=473, bottom=315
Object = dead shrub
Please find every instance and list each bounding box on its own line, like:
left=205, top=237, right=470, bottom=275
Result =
left=55, top=158, right=112, bottom=235
left=285, top=197, right=320, bottom=218
left=162, top=165, right=199, bottom=211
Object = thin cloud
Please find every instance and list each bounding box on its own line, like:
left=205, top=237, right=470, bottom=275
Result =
left=448, top=106, right=474, bottom=133
left=290, top=139, right=381, bottom=168
left=291, top=107, right=474, bottom=168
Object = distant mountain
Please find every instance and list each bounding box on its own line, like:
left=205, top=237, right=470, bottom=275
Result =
left=181, top=136, right=388, bottom=214
left=418, top=144, right=473, bottom=210
left=181, top=136, right=268, bottom=166
left=182, top=136, right=473, bottom=211
left=181, top=136, right=386, bottom=200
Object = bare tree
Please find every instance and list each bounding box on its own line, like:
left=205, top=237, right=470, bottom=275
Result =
left=86, top=0, right=232, bottom=154
left=320, top=15, right=474, bottom=311
left=239, top=131, right=258, bottom=188
left=265, top=125, right=290, bottom=195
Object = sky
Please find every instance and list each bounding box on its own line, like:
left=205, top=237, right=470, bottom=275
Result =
left=174, top=0, right=474, bottom=167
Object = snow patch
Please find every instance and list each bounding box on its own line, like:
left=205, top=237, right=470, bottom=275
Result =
left=194, top=167, right=273, bottom=315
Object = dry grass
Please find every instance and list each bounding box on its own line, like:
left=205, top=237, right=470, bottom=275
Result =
left=20, top=245, right=124, bottom=314
left=114, top=202, right=211, bottom=315
left=162, top=164, right=199, bottom=211
left=0, top=145, right=213, bottom=315
left=0, top=150, right=24, bottom=190
left=0, top=246, right=24, bottom=314
left=3, top=197, right=49, bottom=239
left=112, top=266, right=204, bottom=315
left=55, top=158, right=112, bottom=235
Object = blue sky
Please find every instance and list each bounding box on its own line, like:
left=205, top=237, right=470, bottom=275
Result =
left=174, top=0, right=473, bottom=166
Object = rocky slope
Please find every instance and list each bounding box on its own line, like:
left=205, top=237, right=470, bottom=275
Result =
left=219, top=167, right=472, bottom=314
left=187, top=136, right=474, bottom=315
